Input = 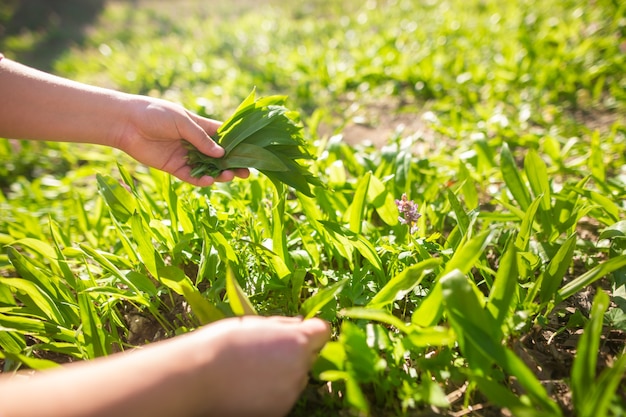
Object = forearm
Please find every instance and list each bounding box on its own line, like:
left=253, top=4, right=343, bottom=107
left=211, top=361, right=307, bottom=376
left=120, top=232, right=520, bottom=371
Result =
left=0, top=57, right=132, bottom=147
left=0, top=331, right=214, bottom=417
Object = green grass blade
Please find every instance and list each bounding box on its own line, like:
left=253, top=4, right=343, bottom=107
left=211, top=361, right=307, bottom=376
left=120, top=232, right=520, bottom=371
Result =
left=443, top=229, right=492, bottom=275
left=366, top=174, right=399, bottom=226
left=570, top=290, right=609, bottom=414
left=447, top=188, right=470, bottom=237
left=558, top=254, right=626, bottom=301
left=441, top=270, right=561, bottom=415
left=524, top=149, right=551, bottom=211
left=158, top=266, right=224, bottom=324
left=0, top=351, right=60, bottom=370
left=96, top=173, right=137, bottom=224
left=301, top=278, right=347, bottom=319
left=514, top=195, right=542, bottom=251
left=487, top=238, right=519, bottom=328
left=500, top=143, right=531, bottom=211
left=367, top=258, right=441, bottom=308
left=130, top=213, right=164, bottom=279
left=77, top=287, right=109, bottom=358
left=225, top=266, right=257, bottom=316
left=539, top=233, right=577, bottom=303
left=583, top=353, right=626, bottom=417
left=347, top=171, right=371, bottom=234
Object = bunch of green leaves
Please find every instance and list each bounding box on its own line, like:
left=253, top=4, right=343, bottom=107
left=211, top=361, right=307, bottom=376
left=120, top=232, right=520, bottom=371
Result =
left=186, top=89, right=320, bottom=197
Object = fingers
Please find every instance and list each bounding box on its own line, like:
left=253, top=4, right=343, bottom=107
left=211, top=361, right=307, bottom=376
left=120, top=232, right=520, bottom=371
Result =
left=299, top=318, right=331, bottom=353
left=213, top=168, right=250, bottom=183
left=179, top=113, right=224, bottom=158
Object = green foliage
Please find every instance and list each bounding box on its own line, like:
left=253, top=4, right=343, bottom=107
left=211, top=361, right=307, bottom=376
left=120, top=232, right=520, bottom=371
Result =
left=1, top=0, right=625, bottom=415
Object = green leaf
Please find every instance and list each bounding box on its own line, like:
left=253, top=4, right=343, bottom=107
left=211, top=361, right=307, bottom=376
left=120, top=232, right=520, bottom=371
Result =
left=447, top=188, right=470, bottom=237
left=539, top=233, right=577, bottom=303
left=77, top=287, right=109, bottom=358
left=598, top=220, right=626, bottom=240
left=0, top=277, right=68, bottom=326
left=0, top=351, right=60, bottom=370
left=443, top=229, right=492, bottom=276
left=571, top=290, right=609, bottom=414
left=441, top=270, right=560, bottom=415
left=158, top=266, right=224, bottom=324
left=514, top=195, right=542, bottom=251
left=558, top=254, right=626, bottom=301
left=96, top=173, right=137, bottom=223
left=524, top=149, right=551, bottom=211
left=301, top=278, right=347, bottom=319
left=225, top=266, right=257, bottom=316
left=130, top=213, right=164, bottom=279
left=367, top=257, right=441, bottom=308
left=347, top=171, right=371, bottom=234
left=366, top=174, right=399, bottom=226
left=487, top=238, right=519, bottom=328
left=500, top=143, right=531, bottom=211
left=223, top=143, right=290, bottom=171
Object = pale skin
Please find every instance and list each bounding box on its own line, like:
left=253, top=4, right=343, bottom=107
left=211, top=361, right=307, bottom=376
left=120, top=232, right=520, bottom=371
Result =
left=0, top=56, right=332, bottom=416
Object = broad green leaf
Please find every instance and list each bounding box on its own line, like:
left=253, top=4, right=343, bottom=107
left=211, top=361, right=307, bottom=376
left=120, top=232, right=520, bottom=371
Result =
left=0, top=351, right=59, bottom=370
left=589, top=130, right=605, bottom=183
left=96, top=173, right=137, bottom=223
left=77, top=288, right=109, bottom=358
left=367, top=258, right=441, bottom=308
left=225, top=266, right=257, bottom=316
left=487, top=238, right=518, bottom=328
left=271, top=188, right=293, bottom=276
left=411, top=281, right=443, bottom=327
left=366, top=173, right=398, bottom=226
left=500, top=143, right=531, bottom=211
left=458, top=161, right=479, bottom=210
left=441, top=271, right=560, bottom=415
left=571, top=290, right=609, bottom=415
left=158, top=266, right=224, bottom=324
left=301, top=278, right=347, bottom=319
left=7, top=247, right=76, bottom=311
left=514, top=195, right=542, bottom=251
left=583, top=353, right=626, bottom=417
left=598, top=220, right=626, bottom=240
left=567, top=183, right=620, bottom=223
left=443, top=229, right=492, bottom=275
left=558, top=254, right=626, bottom=301
left=224, top=143, right=290, bottom=171
left=524, top=149, right=551, bottom=211
left=78, top=244, right=144, bottom=297
left=538, top=233, right=577, bottom=303
left=339, top=307, right=409, bottom=332
left=447, top=188, right=470, bottom=237
left=0, top=329, right=25, bottom=353
left=9, top=238, right=56, bottom=260
left=131, top=213, right=164, bottom=279
left=347, top=172, right=371, bottom=234
left=320, top=221, right=383, bottom=275
left=340, top=307, right=455, bottom=347
left=0, top=277, right=67, bottom=326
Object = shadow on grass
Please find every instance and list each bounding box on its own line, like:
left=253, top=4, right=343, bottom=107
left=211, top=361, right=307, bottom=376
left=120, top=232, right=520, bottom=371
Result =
left=0, top=0, right=107, bottom=71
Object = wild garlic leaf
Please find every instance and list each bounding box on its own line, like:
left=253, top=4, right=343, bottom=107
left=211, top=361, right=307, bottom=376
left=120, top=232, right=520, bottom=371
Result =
left=186, top=88, right=319, bottom=196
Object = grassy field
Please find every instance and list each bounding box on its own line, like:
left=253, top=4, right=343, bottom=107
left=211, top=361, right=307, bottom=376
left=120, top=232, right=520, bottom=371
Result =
left=1, top=0, right=625, bottom=415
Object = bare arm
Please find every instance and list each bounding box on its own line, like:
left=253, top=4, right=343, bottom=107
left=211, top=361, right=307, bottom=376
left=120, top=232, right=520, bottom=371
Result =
left=0, top=316, right=330, bottom=417
left=0, top=57, right=248, bottom=186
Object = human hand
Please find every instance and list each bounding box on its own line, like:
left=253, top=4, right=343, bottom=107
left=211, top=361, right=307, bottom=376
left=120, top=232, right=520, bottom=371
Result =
left=193, top=316, right=331, bottom=417
left=114, top=96, right=249, bottom=186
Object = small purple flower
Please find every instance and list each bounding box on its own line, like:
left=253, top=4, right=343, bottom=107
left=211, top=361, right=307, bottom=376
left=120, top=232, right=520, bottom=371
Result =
left=395, top=193, right=421, bottom=234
